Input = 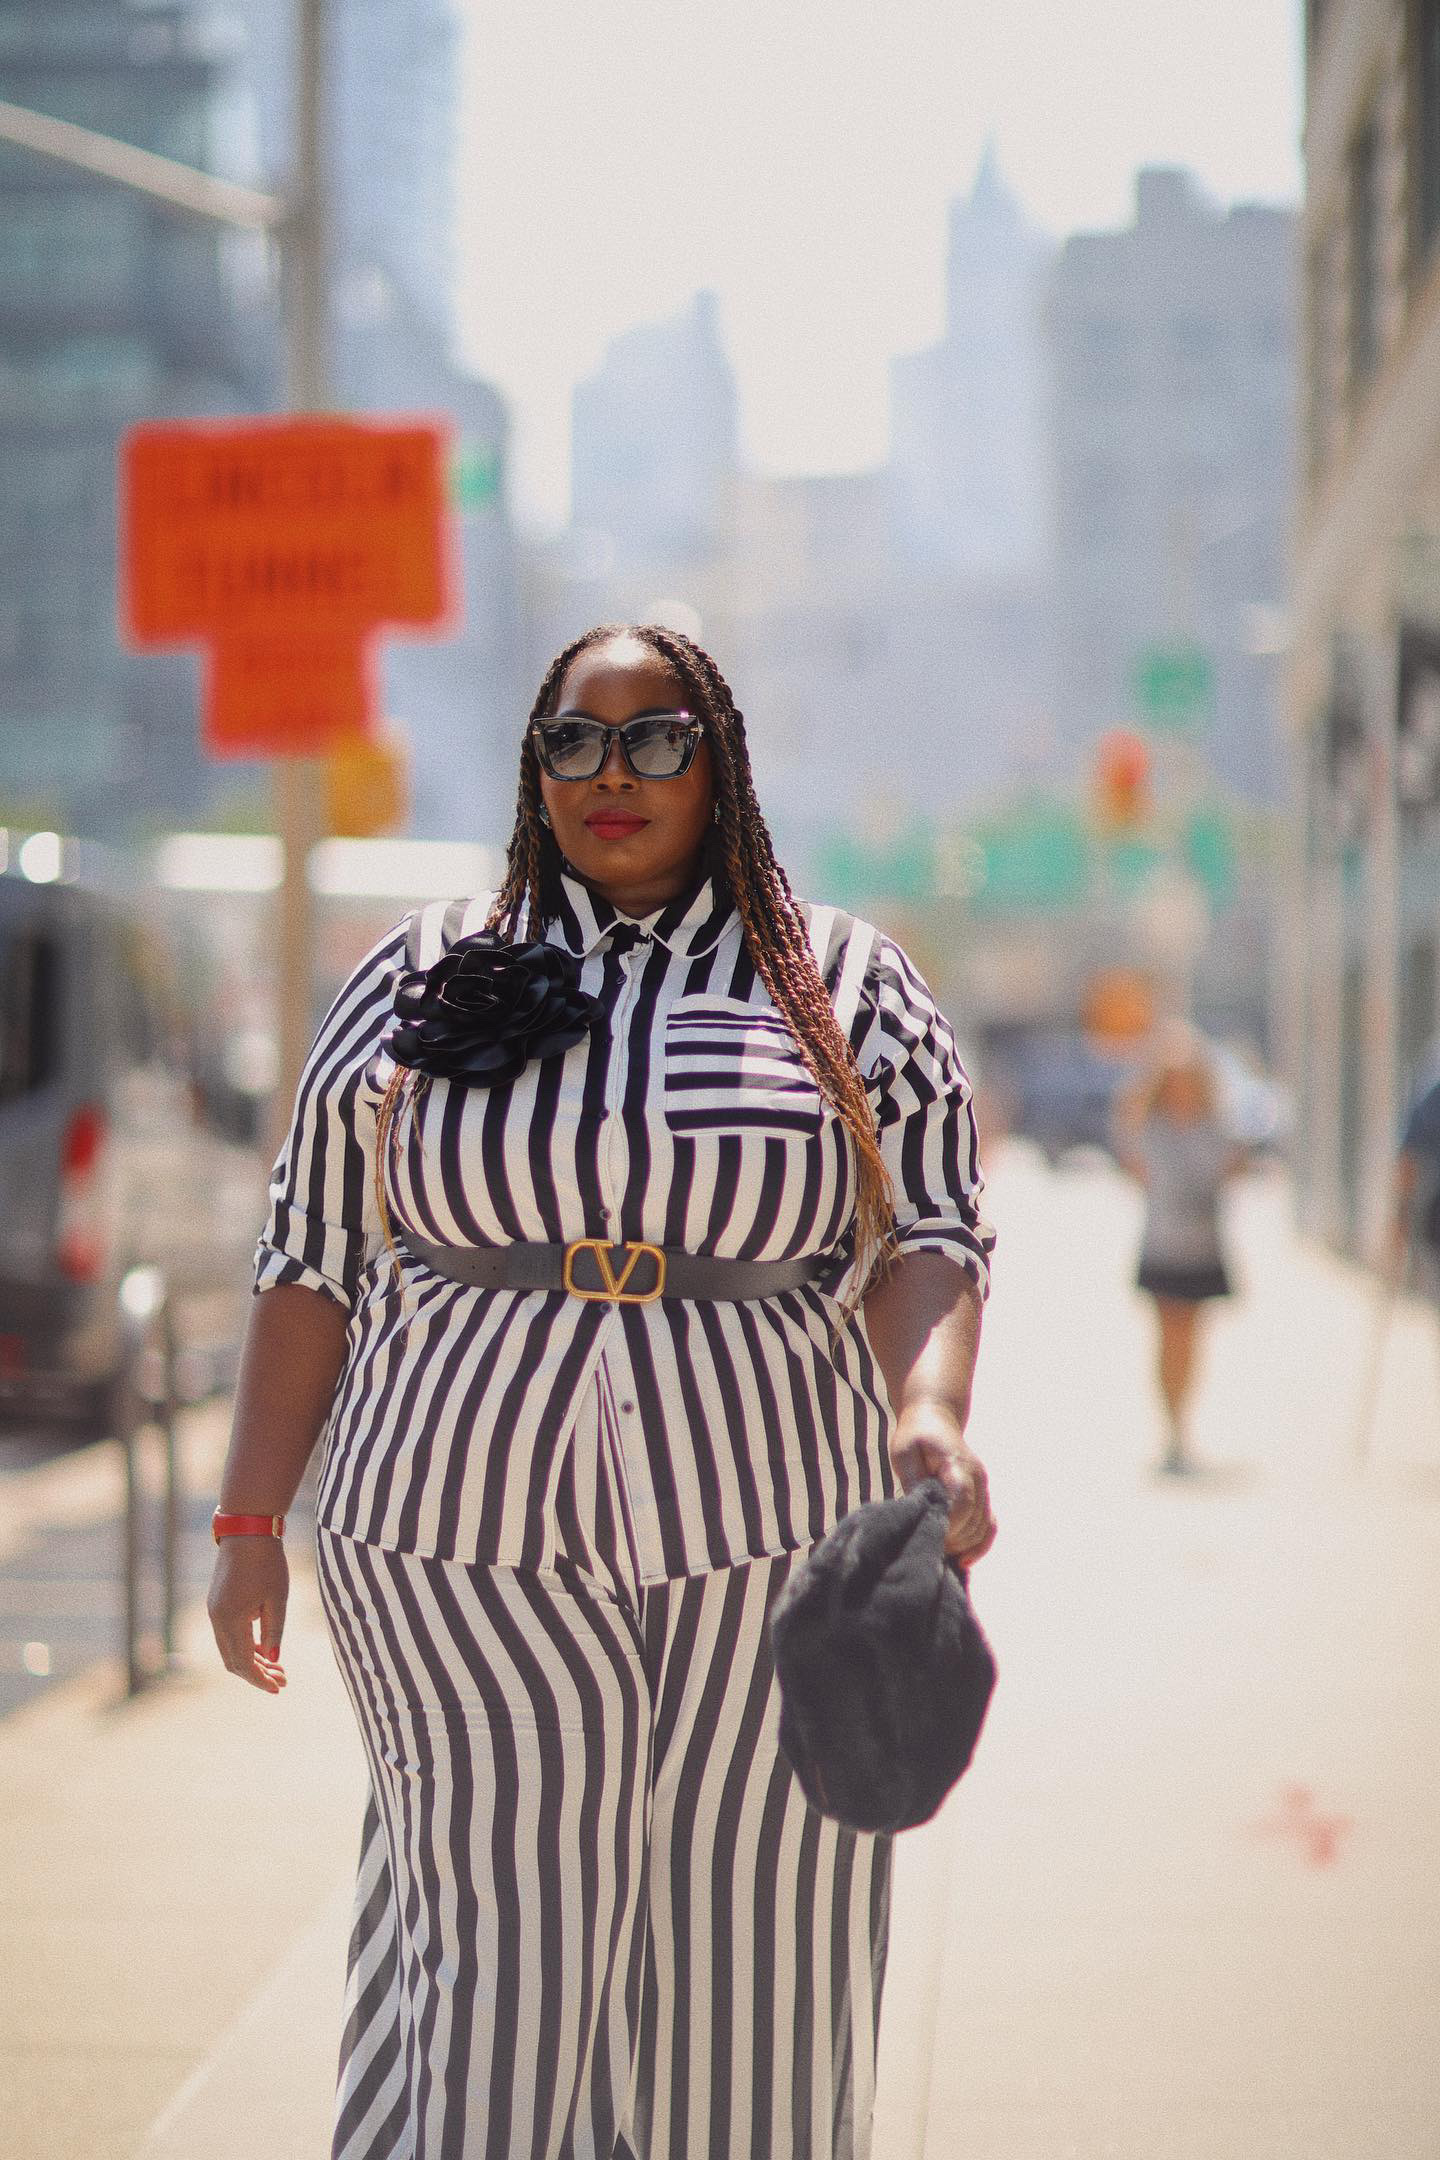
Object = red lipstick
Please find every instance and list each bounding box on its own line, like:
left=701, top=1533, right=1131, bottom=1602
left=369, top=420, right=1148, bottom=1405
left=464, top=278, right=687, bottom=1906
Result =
left=584, top=812, right=648, bottom=839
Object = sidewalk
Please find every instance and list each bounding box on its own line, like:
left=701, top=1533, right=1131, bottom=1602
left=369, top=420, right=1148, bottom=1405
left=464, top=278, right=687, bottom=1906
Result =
left=872, top=1148, right=1440, bottom=2160
left=0, top=1413, right=366, bottom=2160
left=2, top=1148, right=1439, bottom=2159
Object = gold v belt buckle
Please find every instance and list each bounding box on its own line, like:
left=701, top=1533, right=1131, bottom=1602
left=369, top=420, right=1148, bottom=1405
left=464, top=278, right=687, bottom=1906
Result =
left=562, top=1238, right=667, bottom=1304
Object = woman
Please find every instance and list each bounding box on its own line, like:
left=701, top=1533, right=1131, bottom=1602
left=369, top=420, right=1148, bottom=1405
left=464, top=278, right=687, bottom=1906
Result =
left=207, top=623, right=996, bottom=2160
left=1115, top=1027, right=1242, bottom=1477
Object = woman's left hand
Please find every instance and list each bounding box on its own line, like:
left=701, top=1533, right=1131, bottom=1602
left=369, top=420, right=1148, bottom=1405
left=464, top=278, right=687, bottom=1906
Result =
left=889, top=1401, right=997, bottom=1565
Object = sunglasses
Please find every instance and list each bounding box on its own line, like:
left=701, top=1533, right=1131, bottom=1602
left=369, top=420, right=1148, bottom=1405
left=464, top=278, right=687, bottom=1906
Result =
left=530, top=711, right=704, bottom=782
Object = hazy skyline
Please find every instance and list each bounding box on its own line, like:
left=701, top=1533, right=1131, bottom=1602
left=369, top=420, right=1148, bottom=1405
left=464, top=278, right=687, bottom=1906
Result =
left=455, top=0, right=1303, bottom=529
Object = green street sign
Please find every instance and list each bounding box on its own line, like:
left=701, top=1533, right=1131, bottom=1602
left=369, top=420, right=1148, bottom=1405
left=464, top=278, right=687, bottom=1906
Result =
left=971, top=803, right=1090, bottom=915
left=1132, top=643, right=1213, bottom=729
left=813, top=824, right=936, bottom=909
left=452, top=442, right=502, bottom=511
left=1183, top=803, right=1237, bottom=905
left=1106, top=834, right=1167, bottom=894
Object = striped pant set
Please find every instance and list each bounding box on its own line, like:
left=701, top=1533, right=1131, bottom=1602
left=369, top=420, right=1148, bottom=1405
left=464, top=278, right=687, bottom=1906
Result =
left=258, top=877, right=993, bottom=2159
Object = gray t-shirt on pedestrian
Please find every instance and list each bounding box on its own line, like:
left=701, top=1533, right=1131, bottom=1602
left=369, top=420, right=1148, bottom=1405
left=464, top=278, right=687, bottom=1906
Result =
left=1137, top=1116, right=1230, bottom=1268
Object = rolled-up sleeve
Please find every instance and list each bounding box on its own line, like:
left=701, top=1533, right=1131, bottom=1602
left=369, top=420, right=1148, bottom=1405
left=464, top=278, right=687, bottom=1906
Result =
left=253, top=920, right=410, bottom=1312
left=862, top=936, right=995, bottom=1298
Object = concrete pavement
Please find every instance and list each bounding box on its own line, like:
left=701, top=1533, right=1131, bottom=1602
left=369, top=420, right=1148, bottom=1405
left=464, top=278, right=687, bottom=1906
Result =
left=2, top=1146, right=1438, bottom=2158
left=0, top=1407, right=364, bottom=2160
left=872, top=1147, right=1440, bottom=2160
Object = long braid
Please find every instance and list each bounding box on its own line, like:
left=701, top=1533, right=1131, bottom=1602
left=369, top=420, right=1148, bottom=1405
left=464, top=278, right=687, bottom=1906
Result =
left=633, top=626, right=896, bottom=1294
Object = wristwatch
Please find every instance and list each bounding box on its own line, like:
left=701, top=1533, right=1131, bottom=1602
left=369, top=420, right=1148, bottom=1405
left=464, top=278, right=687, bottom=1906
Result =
left=212, top=1511, right=286, bottom=1543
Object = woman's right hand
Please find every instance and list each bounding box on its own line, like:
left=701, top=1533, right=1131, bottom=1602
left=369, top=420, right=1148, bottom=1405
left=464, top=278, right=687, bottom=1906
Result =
left=206, top=1285, right=350, bottom=1697
left=207, top=1538, right=290, bottom=1694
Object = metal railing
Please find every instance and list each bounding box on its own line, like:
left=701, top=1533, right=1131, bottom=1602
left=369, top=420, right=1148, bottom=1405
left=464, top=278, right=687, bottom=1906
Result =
left=112, top=1267, right=181, bottom=1698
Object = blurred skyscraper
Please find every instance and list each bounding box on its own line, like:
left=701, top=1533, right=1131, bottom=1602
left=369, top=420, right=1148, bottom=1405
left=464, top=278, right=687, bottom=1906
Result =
left=889, top=143, right=1054, bottom=577
left=533, top=190, right=1054, bottom=863
left=0, top=1, right=271, bottom=837
left=696, top=468, right=1047, bottom=846
left=570, top=292, right=739, bottom=572
left=1047, top=169, right=1297, bottom=803
left=239, top=0, right=458, bottom=344
left=848, top=147, right=1055, bottom=843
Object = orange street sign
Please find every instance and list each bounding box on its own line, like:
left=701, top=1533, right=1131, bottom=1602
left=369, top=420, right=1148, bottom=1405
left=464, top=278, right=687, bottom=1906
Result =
left=118, top=416, right=458, bottom=757
left=205, top=631, right=375, bottom=758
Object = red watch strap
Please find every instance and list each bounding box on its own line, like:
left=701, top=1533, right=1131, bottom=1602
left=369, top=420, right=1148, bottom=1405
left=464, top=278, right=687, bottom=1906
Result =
left=213, top=1511, right=286, bottom=1542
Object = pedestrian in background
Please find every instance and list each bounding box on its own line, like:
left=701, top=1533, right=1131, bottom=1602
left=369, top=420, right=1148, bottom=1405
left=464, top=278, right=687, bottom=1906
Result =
left=1114, top=1027, right=1245, bottom=1476
left=206, top=622, right=996, bottom=2160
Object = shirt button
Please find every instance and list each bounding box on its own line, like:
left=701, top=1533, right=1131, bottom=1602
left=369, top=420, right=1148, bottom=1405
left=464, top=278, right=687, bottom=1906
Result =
left=620, top=1400, right=636, bottom=1416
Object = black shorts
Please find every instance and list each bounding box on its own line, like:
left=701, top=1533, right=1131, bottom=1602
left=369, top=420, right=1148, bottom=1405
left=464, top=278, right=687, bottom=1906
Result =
left=1136, top=1257, right=1232, bottom=1303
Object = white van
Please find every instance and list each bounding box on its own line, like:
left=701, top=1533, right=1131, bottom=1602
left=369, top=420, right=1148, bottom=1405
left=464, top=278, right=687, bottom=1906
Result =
left=0, top=866, right=263, bottom=1430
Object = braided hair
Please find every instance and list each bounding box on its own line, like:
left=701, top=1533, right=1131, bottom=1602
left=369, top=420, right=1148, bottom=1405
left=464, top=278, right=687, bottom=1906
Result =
left=487, top=622, right=897, bottom=1294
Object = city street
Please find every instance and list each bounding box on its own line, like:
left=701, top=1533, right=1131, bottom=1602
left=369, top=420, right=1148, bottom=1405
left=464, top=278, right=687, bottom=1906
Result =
left=2, top=1143, right=1438, bottom=2159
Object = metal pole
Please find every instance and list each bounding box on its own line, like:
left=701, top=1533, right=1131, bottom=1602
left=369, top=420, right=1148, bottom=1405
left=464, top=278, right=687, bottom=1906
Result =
left=115, top=1267, right=167, bottom=1695
left=118, top=1366, right=143, bottom=1698
left=1358, top=630, right=1401, bottom=1267
left=270, top=0, right=332, bottom=1146
left=1310, top=784, right=1347, bottom=1243
left=159, top=1302, right=180, bottom=1663
left=0, top=54, right=333, bottom=1136
left=0, top=98, right=284, bottom=229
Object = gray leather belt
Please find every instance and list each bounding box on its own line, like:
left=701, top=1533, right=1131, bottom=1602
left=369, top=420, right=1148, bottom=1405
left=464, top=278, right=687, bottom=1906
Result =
left=401, top=1236, right=827, bottom=1304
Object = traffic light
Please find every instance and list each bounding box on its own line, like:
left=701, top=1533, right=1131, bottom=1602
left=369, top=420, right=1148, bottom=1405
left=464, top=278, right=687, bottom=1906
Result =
left=1092, top=728, right=1151, bottom=833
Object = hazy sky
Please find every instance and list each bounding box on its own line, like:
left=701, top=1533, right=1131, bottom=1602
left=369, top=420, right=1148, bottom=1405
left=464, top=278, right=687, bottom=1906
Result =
left=455, top=0, right=1303, bottom=529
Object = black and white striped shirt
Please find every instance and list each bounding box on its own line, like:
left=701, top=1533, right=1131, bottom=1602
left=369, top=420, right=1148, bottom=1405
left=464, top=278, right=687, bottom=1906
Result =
left=256, top=874, right=994, bottom=1580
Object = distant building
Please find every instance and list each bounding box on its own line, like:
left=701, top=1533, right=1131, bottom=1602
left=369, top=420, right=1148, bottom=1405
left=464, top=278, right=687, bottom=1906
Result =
left=704, top=472, right=896, bottom=843
left=237, top=0, right=520, bottom=845
left=0, top=0, right=518, bottom=848
left=649, top=471, right=1045, bottom=863
left=540, top=178, right=1056, bottom=866
left=336, top=285, right=518, bottom=844
left=872, top=148, right=1055, bottom=854
left=570, top=292, right=739, bottom=572
left=0, top=1, right=271, bottom=838
left=1047, top=168, right=1297, bottom=804
left=240, top=0, right=460, bottom=343
left=889, top=143, right=1053, bottom=578
left=1287, top=0, right=1440, bottom=1254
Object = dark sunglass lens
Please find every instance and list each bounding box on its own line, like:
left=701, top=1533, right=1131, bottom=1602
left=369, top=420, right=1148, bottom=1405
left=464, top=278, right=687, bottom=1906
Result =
left=625, top=716, right=695, bottom=776
left=539, top=720, right=604, bottom=777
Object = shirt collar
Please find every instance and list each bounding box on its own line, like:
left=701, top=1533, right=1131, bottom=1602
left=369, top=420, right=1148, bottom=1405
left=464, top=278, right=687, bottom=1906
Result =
left=547, top=871, right=738, bottom=959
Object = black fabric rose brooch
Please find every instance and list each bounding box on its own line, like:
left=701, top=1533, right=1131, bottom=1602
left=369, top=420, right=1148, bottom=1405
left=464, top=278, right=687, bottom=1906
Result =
left=387, top=932, right=601, bottom=1087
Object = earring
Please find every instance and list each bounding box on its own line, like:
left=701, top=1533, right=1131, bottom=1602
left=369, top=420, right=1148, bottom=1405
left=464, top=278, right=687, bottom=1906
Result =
left=538, top=804, right=551, bottom=828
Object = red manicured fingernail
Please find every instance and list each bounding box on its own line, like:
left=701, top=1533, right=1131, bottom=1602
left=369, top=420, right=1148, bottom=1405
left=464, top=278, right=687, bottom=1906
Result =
left=263, top=1645, right=280, bottom=1661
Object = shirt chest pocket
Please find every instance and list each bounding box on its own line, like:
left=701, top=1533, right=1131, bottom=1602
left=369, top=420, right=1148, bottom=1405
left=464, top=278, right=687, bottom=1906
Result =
left=663, top=998, right=824, bottom=1137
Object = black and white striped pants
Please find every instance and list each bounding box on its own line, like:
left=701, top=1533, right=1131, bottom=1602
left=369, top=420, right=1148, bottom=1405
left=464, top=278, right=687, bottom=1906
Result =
left=316, top=1365, right=894, bottom=2159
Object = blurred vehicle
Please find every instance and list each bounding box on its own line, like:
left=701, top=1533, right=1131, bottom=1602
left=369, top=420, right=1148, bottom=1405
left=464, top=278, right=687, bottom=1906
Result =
left=982, top=1023, right=1139, bottom=1164
left=0, top=867, right=265, bottom=1432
